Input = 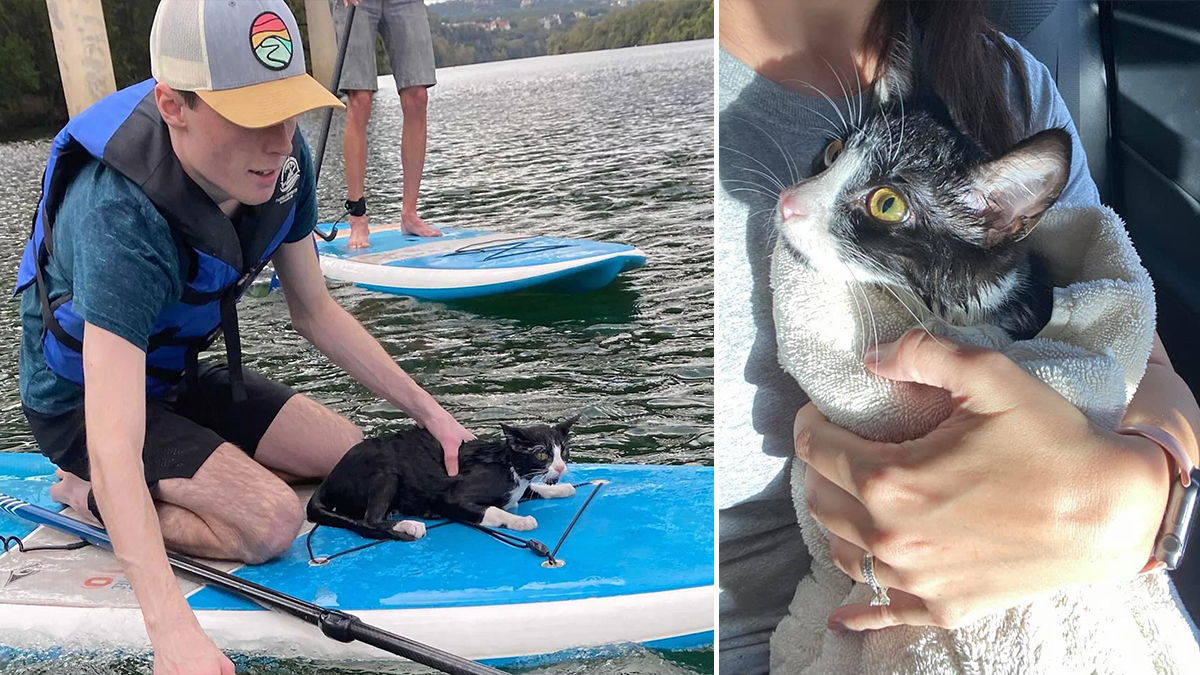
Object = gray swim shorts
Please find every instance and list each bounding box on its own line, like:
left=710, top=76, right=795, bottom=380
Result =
left=329, top=0, right=437, bottom=92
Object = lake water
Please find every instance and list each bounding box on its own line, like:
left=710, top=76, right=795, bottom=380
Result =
left=0, top=40, right=714, bottom=674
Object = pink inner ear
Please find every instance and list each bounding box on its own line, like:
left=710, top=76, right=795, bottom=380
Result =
left=968, top=129, right=1072, bottom=245
left=972, top=156, right=1069, bottom=244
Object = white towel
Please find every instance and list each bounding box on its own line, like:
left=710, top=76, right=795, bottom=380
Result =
left=768, top=205, right=1200, bottom=674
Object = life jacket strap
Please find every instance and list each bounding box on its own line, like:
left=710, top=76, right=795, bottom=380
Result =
left=219, top=292, right=247, bottom=403
left=32, top=244, right=83, bottom=353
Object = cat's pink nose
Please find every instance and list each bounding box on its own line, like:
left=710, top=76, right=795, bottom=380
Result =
left=779, top=189, right=808, bottom=220
left=552, top=462, right=566, bottom=476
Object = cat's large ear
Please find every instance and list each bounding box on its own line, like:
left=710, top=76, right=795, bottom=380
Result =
left=966, top=128, right=1072, bottom=246
left=555, top=414, right=582, bottom=437
left=500, top=423, right=531, bottom=446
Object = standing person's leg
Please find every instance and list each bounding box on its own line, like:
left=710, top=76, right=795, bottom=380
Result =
left=343, top=89, right=375, bottom=249
left=398, top=86, right=435, bottom=235
left=380, top=0, right=440, bottom=237
left=330, top=0, right=384, bottom=249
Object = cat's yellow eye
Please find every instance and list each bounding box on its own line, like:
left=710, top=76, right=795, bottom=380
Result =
left=867, top=187, right=909, bottom=224
left=536, top=451, right=549, bottom=460
left=823, top=138, right=843, bottom=167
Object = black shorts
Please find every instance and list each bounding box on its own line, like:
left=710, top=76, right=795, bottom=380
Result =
left=23, top=363, right=297, bottom=487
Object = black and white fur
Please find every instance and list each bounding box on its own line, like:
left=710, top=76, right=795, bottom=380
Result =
left=775, top=46, right=1071, bottom=341
left=306, top=416, right=580, bottom=541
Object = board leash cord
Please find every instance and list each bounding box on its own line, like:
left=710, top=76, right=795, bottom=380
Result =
left=445, top=238, right=573, bottom=262
left=0, top=493, right=506, bottom=675
left=305, top=479, right=606, bottom=568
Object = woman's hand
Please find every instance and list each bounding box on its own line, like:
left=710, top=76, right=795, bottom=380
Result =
left=795, top=329, right=1171, bottom=632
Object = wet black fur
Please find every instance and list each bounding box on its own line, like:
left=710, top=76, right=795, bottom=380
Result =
left=797, top=103, right=1067, bottom=340
left=306, top=416, right=579, bottom=540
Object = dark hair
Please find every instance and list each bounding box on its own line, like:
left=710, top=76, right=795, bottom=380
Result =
left=178, top=90, right=200, bottom=109
left=864, top=0, right=1032, bottom=155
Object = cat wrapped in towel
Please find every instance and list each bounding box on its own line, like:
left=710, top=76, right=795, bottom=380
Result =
left=765, top=28, right=1200, bottom=675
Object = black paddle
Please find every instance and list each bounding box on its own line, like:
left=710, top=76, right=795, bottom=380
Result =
left=0, top=493, right=506, bottom=675
left=311, top=2, right=357, bottom=242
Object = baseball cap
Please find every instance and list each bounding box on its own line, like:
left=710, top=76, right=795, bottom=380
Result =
left=150, top=0, right=343, bottom=128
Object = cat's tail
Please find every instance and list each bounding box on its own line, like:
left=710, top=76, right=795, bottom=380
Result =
left=305, top=488, right=410, bottom=541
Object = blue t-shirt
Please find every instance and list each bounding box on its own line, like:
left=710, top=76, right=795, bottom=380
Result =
left=18, top=134, right=318, bottom=415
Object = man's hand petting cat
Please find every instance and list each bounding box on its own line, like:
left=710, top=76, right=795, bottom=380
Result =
left=421, top=408, right=476, bottom=476
left=795, top=329, right=1170, bottom=632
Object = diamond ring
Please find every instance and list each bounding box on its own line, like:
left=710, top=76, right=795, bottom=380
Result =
left=862, top=553, right=891, bottom=607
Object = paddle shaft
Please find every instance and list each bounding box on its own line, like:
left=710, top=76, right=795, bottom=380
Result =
left=309, top=3, right=357, bottom=242
left=0, top=494, right=505, bottom=675
left=311, top=3, right=355, bottom=186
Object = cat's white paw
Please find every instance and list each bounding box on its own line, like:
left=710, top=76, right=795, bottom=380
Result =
left=546, top=483, right=576, bottom=498
left=508, top=515, right=538, bottom=531
left=530, top=482, right=576, bottom=499
left=392, top=520, right=426, bottom=541
left=481, top=506, right=506, bottom=527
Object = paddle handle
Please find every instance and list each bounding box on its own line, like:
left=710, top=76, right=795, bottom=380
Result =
left=331, top=617, right=506, bottom=675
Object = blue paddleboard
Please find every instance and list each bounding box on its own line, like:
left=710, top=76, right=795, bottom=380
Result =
left=314, top=224, right=647, bottom=300
left=0, top=453, right=712, bottom=665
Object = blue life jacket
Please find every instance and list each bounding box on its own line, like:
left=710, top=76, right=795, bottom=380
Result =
left=14, top=79, right=303, bottom=401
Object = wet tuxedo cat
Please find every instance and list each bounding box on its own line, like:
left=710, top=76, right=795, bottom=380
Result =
left=307, top=416, right=580, bottom=541
left=774, top=70, right=1071, bottom=341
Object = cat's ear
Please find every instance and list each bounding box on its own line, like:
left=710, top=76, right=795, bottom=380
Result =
left=500, top=423, right=530, bottom=445
left=555, top=414, right=582, bottom=437
left=965, top=128, right=1072, bottom=246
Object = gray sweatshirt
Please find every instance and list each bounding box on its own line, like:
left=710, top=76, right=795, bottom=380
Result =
left=717, top=38, right=1100, bottom=674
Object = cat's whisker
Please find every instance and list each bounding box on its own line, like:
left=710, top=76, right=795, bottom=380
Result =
left=878, top=98, right=895, bottom=169
left=819, top=56, right=857, bottom=133
left=721, top=143, right=790, bottom=190
left=837, top=262, right=871, bottom=362
left=794, top=105, right=845, bottom=145
left=877, top=282, right=954, bottom=353
left=746, top=207, right=777, bottom=222
left=779, top=78, right=849, bottom=136
left=724, top=118, right=801, bottom=186
left=848, top=47, right=865, bottom=129
left=850, top=268, right=880, bottom=366
left=727, top=187, right=784, bottom=202
left=894, top=95, right=907, bottom=167
left=730, top=165, right=788, bottom=192
left=723, top=177, right=781, bottom=193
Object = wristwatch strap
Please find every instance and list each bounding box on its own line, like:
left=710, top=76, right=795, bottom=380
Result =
left=1120, top=425, right=1200, bottom=572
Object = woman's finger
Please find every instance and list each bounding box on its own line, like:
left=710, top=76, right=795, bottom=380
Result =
left=864, top=328, right=1022, bottom=414
left=828, top=588, right=930, bottom=632
left=805, top=470, right=875, bottom=551
left=827, top=532, right=901, bottom=590
left=794, top=403, right=896, bottom=502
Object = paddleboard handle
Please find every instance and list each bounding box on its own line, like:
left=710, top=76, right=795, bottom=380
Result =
left=0, top=493, right=506, bottom=675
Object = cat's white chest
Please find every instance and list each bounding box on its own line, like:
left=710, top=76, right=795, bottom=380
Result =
left=504, top=469, right=529, bottom=510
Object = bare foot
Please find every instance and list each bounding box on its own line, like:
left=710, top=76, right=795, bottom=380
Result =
left=400, top=212, right=442, bottom=237
left=347, top=214, right=370, bottom=249
left=49, top=468, right=102, bottom=527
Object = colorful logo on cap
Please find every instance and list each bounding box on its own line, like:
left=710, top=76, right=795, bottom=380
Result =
left=250, top=12, right=292, bottom=71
